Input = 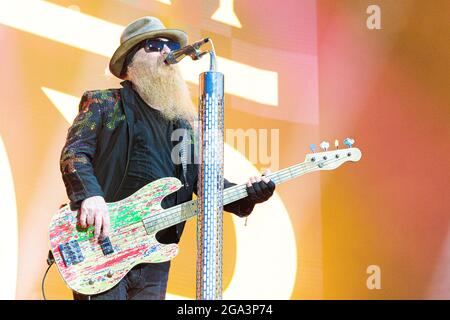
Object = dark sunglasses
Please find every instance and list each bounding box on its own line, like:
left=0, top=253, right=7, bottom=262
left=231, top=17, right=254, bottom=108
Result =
left=142, top=38, right=181, bottom=53
left=121, top=38, right=181, bottom=77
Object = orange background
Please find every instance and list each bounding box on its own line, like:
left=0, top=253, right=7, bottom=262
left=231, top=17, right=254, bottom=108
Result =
left=0, top=0, right=449, bottom=299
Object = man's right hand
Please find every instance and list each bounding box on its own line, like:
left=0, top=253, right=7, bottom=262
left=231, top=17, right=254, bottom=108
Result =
left=78, top=196, right=110, bottom=241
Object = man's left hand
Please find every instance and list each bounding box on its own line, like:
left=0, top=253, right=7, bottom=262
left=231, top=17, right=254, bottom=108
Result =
left=246, top=169, right=276, bottom=204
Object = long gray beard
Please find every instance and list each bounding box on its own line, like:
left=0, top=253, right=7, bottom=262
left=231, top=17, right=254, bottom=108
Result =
left=127, top=57, right=196, bottom=122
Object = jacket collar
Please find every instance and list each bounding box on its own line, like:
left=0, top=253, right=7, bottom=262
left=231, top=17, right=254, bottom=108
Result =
left=120, top=80, right=138, bottom=109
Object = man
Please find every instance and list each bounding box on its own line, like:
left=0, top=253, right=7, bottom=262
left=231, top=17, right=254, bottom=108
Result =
left=60, top=16, right=275, bottom=300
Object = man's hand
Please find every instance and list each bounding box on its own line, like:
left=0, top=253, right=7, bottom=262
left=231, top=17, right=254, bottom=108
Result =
left=246, top=169, right=276, bottom=204
left=78, top=196, right=110, bottom=241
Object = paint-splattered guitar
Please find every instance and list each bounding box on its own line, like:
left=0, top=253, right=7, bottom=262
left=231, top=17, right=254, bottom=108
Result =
left=49, top=141, right=361, bottom=295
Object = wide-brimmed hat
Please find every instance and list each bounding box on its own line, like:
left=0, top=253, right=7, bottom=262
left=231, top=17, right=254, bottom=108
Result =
left=109, top=16, right=188, bottom=79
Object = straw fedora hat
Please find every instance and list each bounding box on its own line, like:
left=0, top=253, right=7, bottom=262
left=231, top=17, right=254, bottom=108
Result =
left=109, top=16, right=188, bottom=79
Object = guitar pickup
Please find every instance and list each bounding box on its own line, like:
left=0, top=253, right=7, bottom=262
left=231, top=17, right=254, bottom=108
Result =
left=59, top=240, right=84, bottom=267
left=100, top=237, right=114, bottom=255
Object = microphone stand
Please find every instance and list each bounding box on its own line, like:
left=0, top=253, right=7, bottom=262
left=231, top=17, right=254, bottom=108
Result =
left=195, top=39, right=224, bottom=300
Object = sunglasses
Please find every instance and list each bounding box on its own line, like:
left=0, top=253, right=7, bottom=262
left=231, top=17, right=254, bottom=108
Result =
left=142, top=38, right=181, bottom=53
left=121, top=38, right=181, bottom=77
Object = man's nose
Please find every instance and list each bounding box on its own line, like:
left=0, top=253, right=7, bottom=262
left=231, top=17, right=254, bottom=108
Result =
left=161, top=44, right=171, bottom=55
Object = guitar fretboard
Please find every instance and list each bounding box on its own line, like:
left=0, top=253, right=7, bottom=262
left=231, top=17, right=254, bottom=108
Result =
left=142, top=159, right=321, bottom=234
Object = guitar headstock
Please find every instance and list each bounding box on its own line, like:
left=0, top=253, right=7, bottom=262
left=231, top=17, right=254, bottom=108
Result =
left=305, top=138, right=362, bottom=170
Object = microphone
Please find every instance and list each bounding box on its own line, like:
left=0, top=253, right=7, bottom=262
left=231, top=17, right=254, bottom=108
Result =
left=164, top=38, right=210, bottom=65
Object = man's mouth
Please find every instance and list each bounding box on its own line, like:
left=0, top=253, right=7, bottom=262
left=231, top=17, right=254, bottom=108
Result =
left=159, top=54, right=170, bottom=66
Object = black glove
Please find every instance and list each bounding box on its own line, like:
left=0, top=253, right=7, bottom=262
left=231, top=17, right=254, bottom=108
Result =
left=246, top=178, right=276, bottom=204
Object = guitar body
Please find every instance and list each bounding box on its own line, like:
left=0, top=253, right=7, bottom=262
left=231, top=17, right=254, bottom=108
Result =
left=49, top=177, right=182, bottom=295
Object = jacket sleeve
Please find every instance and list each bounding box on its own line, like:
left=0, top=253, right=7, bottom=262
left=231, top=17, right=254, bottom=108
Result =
left=60, top=91, right=105, bottom=211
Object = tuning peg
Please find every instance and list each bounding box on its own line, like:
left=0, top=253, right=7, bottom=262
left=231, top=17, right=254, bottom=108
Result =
left=320, top=141, right=330, bottom=151
left=309, top=144, right=316, bottom=153
left=343, top=138, right=355, bottom=148
left=334, top=139, right=339, bottom=149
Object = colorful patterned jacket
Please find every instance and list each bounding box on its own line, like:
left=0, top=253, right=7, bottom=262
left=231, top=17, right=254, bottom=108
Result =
left=60, top=81, right=254, bottom=242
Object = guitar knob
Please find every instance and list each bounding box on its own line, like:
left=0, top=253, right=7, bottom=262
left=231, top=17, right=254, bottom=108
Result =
left=320, top=141, right=330, bottom=151
left=343, top=138, right=355, bottom=148
left=309, top=144, right=316, bottom=153
left=107, top=271, right=114, bottom=278
left=88, top=279, right=94, bottom=285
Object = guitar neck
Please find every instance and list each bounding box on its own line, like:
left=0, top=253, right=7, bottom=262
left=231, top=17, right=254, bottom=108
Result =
left=222, top=160, right=316, bottom=205
left=142, top=160, right=317, bottom=233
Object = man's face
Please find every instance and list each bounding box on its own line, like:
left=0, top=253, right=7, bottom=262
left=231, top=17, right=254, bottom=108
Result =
left=126, top=37, right=196, bottom=121
left=130, top=38, right=175, bottom=71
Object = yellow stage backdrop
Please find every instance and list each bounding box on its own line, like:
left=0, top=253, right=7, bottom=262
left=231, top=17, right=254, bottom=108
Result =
left=0, top=0, right=448, bottom=299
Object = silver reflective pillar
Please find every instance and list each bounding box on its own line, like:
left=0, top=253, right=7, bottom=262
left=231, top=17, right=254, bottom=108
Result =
left=196, top=65, right=224, bottom=300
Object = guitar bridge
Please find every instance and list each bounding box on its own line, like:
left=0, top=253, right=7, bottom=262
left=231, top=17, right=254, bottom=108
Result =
left=59, top=240, right=84, bottom=267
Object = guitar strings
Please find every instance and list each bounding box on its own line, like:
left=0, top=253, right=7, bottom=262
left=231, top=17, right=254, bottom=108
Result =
left=74, top=153, right=350, bottom=248
left=116, top=158, right=318, bottom=234
left=72, top=160, right=320, bottom=261
left=142, top=153, right=351, bottom=227
left=72, top=154, right=353, bottom=262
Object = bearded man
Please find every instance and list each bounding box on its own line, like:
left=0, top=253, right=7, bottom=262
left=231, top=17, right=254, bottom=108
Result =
left=60, top=16, right=275, bottom=300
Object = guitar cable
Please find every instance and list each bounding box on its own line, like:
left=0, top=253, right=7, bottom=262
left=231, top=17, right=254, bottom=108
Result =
left=41, top=250, right=55, bottom=300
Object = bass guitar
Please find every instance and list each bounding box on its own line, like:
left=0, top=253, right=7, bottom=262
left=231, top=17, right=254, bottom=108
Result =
left=49, top=139, right=361, bottom=295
